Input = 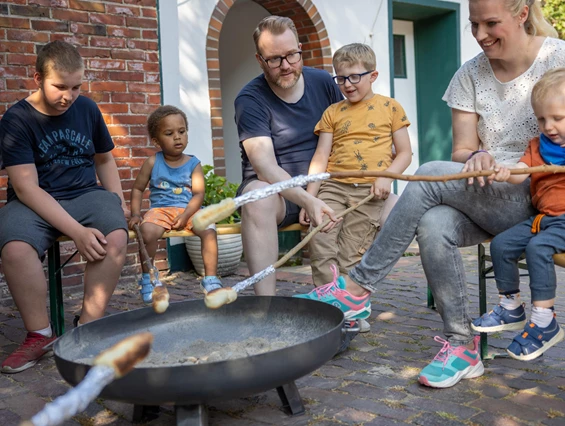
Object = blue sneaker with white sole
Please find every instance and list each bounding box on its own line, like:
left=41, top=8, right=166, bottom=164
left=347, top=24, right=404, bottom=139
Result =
left=471, top=303, right=526, bottom=332
left=507, top=316, right=565, bottom=361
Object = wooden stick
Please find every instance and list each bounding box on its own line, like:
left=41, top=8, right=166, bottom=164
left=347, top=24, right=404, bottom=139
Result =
left=328, top=164, right=565, bottom=182
left=273, top=193, right=374, bottom=269
left=133, top=224, right=170, bottom=314
left=133, top=224, right=154, bottom=275
left=194, top=165, right=565, bottom=231
left=204, top=193, right=375, bottom=309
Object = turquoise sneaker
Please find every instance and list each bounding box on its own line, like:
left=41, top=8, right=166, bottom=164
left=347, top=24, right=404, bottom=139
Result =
left=418, top=335, right=484, bottom=388
left=294, top=265, right=371, bottom=320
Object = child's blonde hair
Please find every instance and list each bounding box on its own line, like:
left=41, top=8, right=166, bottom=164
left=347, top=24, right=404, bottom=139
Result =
left=147, top=105, right=188, bottom=139
left=332, top=43, right=376, bottom=72
left=531, top=68, right=565, bottom=108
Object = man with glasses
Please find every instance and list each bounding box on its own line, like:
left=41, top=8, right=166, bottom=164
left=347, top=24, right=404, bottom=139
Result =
left=234, top=15, right=342, bottom=296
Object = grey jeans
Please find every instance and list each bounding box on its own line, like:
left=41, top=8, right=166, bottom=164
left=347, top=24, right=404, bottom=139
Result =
left=348, top=161, right=535, bottom=345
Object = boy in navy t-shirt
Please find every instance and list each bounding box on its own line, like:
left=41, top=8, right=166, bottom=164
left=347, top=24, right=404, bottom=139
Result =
left=0, top=41, right=128, bottom=374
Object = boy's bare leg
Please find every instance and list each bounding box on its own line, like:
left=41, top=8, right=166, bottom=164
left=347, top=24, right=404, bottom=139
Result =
left=1, top=241, right=50, bottom=332
left=80, top=229, right=127, bottom=323
left=241, top=181, right=286, bottom=296
left=138, top=223, right=165, bottom=273
left=192, top=228, right=218, bottom=276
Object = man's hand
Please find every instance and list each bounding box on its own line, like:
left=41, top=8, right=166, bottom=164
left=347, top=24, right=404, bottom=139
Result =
left=122, top=203, right=131, bottom=220
left=462, top=151, right=496, bottom=186
left=70, top=227, right=108, bottom=262
left=304, top=197, right=340, bottom=232
left=371, top=178, right=392, bottom=200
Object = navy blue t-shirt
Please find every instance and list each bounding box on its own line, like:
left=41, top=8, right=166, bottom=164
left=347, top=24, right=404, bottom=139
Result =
left=235, top=66, right=342, bottom=189
left=0, top=95, right=114, bottom=202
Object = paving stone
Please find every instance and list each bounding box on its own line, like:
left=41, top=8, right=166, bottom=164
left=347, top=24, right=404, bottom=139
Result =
left=469, top=411, right=530, bottom=425
left=0, top=409, right=22, bottom=426
left=2, top=392, right=47, bottom=420
left=1, top=251, right=565, bottom=425
left=470, top=396, right=548, bottom=422
left=402, top=395, right=480, bottom=419
left=333, top=406, right=375, bottom=424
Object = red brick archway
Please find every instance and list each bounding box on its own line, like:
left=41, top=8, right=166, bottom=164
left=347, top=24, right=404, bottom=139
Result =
left=205, top=0, right=333, bottom=176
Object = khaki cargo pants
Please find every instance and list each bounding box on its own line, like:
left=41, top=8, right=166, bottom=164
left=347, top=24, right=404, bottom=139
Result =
left=309, top=179, right=384, bottom=286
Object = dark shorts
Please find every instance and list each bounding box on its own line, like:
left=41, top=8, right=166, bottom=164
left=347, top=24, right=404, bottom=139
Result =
left=0, top=190, right=128, bottom=260
left=238, top=177, right=301, bottom=229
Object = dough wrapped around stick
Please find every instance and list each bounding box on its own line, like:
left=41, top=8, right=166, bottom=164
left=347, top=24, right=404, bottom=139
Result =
left=21, top=333, right=154, bottom=426
left=204, top=287, right=237, bottom=309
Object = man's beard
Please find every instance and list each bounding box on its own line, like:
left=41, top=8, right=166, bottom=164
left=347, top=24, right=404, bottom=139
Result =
left=264, top=64, right=302, bottom=89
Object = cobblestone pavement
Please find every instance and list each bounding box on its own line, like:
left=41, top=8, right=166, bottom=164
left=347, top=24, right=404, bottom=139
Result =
left=1, top=246, right=564, bottom=425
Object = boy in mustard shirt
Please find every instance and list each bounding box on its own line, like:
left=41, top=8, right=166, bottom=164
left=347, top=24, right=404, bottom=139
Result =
left=296, top=43, right=412, bottom=330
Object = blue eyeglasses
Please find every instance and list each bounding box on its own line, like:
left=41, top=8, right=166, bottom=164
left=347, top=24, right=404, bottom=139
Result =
left=333, top=70, right=374, bottom=85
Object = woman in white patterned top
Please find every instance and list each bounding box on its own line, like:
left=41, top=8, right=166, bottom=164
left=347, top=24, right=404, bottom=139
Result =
left=304, top=0, right=565, bottom=388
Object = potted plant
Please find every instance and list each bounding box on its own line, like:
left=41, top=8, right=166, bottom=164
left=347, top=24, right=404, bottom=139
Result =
left=184, top=165, right=243, bottom=276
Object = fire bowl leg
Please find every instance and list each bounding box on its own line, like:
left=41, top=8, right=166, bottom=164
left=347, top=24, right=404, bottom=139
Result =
left=132, top=405, right=160, bottom=423
left=176, top=404, right=209, bottom=426
left=277, top=381, right=305, bottom=416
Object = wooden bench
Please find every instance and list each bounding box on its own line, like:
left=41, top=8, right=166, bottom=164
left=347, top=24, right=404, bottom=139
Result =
left=48, top=222, right=307, bottom=336
left=427, top=242, right=565, bottom=359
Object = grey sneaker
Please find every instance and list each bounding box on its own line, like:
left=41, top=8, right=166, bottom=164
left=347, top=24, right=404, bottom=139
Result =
left=200, top=276, right=223, bottom=293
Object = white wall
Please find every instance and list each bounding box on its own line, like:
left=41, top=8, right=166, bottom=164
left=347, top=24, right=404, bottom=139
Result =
left=159, top=0, right=481, bottom=178
left=219, top=0, right=269, bottom=184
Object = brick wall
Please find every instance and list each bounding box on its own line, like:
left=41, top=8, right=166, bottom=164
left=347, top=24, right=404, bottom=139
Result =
left=0, top=0, right=162, bottom=302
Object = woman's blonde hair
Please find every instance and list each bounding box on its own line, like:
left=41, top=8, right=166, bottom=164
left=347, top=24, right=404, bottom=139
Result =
left=506, top=0, right=558, bottom=38
left=531, top=68, right=565, bottom=108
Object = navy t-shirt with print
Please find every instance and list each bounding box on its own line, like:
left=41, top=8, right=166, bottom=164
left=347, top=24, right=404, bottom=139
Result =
left=0, top=95, right=114, bottom=202
left=235, top=66, right=343, bottom=191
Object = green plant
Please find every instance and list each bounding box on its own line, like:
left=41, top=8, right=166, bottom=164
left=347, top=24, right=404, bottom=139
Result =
left=202, top=164, right=241, bottom=224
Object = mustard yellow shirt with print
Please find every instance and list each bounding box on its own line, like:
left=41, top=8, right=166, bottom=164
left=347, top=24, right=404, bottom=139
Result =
left=314, top=94, right=410, bottom=184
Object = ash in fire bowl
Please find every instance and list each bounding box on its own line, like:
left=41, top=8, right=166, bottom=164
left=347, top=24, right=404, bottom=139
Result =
left=76, top=337, right=291, bottom=367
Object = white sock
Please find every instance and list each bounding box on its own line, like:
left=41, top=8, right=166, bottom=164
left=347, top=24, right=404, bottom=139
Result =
left=33, top=325, right=53, bottom=338
left=499, top=293, right=521, bottom=310
left=530, top=306, right=554, bottom=328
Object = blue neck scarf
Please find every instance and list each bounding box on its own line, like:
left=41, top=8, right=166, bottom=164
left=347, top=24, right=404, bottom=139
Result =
left=539, top=133, right=565, bottom=165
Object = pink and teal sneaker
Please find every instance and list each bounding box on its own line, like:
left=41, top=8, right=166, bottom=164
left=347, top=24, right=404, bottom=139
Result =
left=418, top=335, right=484, bottom=388
left=294, top=265, right=371, bottom=320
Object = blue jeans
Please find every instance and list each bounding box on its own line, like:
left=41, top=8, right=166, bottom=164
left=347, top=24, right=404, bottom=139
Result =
left=348, top=161, right=535, bottom=345
left=491, top=215, right=565, bottom=302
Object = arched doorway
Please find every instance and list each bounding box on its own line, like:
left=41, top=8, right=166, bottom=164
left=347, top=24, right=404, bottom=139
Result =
left=205, top=0, right=333, bottom=182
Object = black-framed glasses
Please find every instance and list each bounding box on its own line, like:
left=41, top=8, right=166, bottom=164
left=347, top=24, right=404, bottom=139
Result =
left=333, top=70, right=374, bottom=85
left=259, top=51, right=303, bottom=69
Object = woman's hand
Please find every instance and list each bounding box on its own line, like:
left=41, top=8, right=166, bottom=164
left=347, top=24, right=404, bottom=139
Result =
left=298, top=207, right=310, bottom=226
left=462, top=151, right=496, bottom=186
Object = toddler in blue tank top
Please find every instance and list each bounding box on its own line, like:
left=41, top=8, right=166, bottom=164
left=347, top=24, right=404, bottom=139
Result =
left=129, top=105, right=223, bottom=303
